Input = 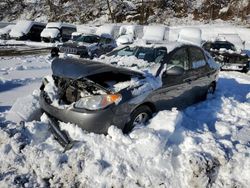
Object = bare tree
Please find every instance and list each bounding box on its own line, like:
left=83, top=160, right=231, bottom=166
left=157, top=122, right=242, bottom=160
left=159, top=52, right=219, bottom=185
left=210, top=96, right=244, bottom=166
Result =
left=106, top=0, right=114, bottom=23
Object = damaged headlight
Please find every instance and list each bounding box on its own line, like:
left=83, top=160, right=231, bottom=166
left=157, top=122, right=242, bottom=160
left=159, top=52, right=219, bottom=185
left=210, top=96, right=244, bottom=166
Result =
left=74, top=94, right=122, bottom=110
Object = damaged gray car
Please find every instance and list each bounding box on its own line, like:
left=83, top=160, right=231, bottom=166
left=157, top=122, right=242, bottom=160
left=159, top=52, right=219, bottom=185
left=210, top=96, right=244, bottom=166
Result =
left=39, top=42, right=219, bottom=147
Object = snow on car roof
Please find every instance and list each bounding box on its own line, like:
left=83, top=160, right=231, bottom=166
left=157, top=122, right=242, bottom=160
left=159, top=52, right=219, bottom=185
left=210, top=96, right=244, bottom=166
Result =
left=177, top=27, right=202, bottom=46
left=40, top=28, right=60, bottom=38
left=10, top=20, right=45, bottom=35
left=46, top=22, right=76, bottom=29
left=142, top=25, right=166, bottom=41
left=96, top=24, right=118, bottom=37
left=132, top=40, right=184, bottom=53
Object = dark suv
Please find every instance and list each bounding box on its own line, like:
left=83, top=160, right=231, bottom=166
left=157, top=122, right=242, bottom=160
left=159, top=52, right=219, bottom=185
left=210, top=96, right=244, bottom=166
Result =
left=51, top=34, right=117, bottom=58
left=202, top=40, right=249, bottom=73
left=40, top=43, right=219, bottom=147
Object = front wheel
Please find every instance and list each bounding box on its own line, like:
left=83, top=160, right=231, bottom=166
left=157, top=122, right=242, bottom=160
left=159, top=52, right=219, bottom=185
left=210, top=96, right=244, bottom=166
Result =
left=123, top=105, right=152, bottom=134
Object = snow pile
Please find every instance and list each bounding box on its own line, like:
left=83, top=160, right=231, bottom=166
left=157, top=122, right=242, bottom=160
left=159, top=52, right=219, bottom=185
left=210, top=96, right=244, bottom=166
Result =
left=5, top=90, right=42, bottom=123
left=0, top=69, right=250, bottom=187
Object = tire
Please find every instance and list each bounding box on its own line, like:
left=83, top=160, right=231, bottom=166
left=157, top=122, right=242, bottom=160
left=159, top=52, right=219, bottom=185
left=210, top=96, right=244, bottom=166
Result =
left=242, top=67, right=249, bottom=73
left=205, top=82, right=216, bottom=100
left=51, top=47, right=59, bottom=58
left=123, top=105, right=153, bottom=134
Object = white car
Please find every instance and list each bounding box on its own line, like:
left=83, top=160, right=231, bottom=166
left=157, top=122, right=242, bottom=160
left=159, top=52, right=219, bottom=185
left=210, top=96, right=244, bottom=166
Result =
left=41, top=22, right=76, bottom=43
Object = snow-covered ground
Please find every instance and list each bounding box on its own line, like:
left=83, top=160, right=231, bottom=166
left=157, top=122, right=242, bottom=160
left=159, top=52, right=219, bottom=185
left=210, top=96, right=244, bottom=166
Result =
left=0, top=53, right=250, bottom=187
left=0, top=23, right=250, bottom=187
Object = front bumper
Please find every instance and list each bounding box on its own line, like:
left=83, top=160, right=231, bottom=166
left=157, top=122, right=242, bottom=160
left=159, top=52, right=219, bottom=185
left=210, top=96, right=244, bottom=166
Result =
left=39, top=91, right=116, bottom=134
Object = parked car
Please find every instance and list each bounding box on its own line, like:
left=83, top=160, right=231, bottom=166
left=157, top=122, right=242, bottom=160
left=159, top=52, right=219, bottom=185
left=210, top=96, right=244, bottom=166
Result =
left=116, top=25, right=136, bottom=45
left=40, top=42, right=219, bottom=147
left=9, top=20, right=46, bottom=41
left=51, top=33, right=117, bottom=58
left=0, top=24, right=14, bottom=39
left=202, top=40, right=249, bottom=73
left=41, top=22, right=76, bottom=43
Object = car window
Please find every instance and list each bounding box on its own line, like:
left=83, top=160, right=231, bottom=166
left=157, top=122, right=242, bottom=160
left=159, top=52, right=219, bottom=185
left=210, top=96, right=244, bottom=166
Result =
left=211, top=42, right=236, bottom=51
left=76, top=36, right=99, bottom=43
left=189, top=47, right=207, bottom=69
left=62, top=27, right=74, bottom=36
left=168, top=48, right=189, bottom=70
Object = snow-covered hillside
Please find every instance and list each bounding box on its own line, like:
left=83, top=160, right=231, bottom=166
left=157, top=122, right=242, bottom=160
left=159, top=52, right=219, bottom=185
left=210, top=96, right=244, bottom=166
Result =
left=0, top=0, right=249, bottom=25
left=0, top=52, right=250, bottom=187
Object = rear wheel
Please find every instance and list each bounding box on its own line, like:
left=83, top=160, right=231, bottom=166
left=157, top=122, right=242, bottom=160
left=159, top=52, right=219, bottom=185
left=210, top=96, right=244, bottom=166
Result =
left=123, top=105, right=152, bottom=134
left=205, top=82, right=216, bottom=100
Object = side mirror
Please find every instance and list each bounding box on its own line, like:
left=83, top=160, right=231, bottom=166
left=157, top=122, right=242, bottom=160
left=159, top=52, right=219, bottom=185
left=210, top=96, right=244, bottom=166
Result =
left=166, top=66, right=184, bottom=76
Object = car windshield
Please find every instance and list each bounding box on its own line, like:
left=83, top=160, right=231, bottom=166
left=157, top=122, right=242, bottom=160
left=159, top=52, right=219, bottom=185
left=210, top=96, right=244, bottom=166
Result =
left=75, top=35, right=99, bottom=43
left=107, top=46, right=167, bottom=63
left=212, top=42, right=236, bottom=51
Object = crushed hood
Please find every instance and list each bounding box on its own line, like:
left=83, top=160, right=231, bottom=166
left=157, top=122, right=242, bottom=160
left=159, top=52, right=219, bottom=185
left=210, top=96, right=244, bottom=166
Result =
left=52, top=58, right=143, bottom=79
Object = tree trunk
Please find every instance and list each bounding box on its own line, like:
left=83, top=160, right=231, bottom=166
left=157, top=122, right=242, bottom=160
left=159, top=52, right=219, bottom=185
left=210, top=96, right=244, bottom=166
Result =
left=106, top=0, right=114, bottom=23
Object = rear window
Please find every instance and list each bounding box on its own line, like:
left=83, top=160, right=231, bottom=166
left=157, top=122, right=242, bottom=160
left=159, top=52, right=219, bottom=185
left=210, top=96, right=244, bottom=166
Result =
left=76, top=35, right=99, bottom=43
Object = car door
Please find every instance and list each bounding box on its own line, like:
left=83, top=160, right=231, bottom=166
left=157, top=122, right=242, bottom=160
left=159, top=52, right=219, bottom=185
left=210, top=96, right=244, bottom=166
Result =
left=187, top=46, right=211, bottom=100
left=152, top=46, right=194, bottom=110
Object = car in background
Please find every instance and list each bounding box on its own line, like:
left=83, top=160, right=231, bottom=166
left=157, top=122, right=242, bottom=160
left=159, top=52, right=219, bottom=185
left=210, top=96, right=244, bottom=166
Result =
left=40, top=42, right=219, bottom=147
left=9, top=20, right=46, bottom=41
left=51, top=33, right=117, bottom=58
left=202, top=40, right=249, bottom=73
left=0, top=24, right=14, bottom=39
left=41, top=22, right=76, bottom=43
left=116, top=25, right=136, bottom=45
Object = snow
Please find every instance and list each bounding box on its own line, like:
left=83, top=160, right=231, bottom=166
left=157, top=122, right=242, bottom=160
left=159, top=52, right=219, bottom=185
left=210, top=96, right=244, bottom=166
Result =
left=142, top=25, right=166, bottom=41
left=0, top=25, right=14, bottom=35
left=217, top=33, right=244, bottom=51
left=0, top=70, right=250, bottom=187
left=96, top=24, right=118, bottom=37
left=9, top=20, right=45, bottom=38
left=40, top=28, right=60, bottom=38
left=45, top=22, right=76, bottom=29
left=0, top=23, right=250, bottom=187
left=177, top=27, right=202, bottom=46
left=116, top=34, right=134, bottom=45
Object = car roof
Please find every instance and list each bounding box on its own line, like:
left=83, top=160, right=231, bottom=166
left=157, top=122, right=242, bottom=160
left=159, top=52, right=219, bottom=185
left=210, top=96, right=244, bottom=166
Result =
left=46, top=22, right=76, bottom=29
